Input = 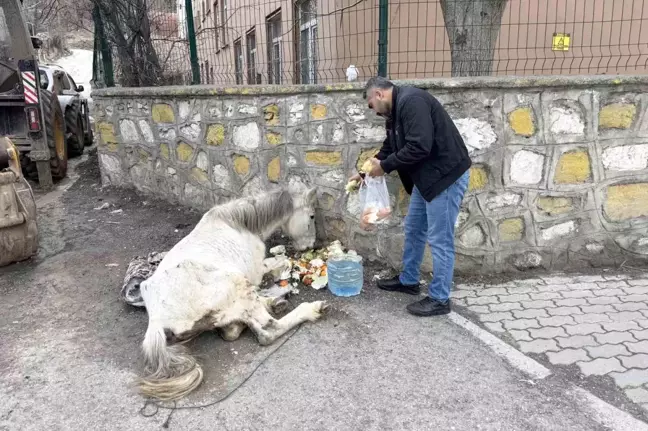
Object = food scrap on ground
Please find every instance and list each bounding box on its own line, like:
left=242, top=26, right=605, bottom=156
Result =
left=265, top=240, right=350, bottom=293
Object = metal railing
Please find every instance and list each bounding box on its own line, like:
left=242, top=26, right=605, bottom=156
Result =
left=93, top=0, right=648, bottom=87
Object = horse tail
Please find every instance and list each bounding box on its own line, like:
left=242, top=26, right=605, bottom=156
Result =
left=137, top=322, right=204, bottom=401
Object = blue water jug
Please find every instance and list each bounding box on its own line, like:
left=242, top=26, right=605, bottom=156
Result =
left=327, top=253, right=363, bottom=297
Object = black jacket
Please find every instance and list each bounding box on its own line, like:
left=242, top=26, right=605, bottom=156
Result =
left=377, top=85, right=472, bottom=202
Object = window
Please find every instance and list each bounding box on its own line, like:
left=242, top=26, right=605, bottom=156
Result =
left=266, top=11, right=282, bottom=84
left=246, top=29, right=258, bottom=84
left=234, top=38, right=243, bottom=85
left=220, top=0, right=228, bottom=44
left=205, top=60, right=210, bottom=84
left=295, top=0, right=317, bottom=84
left=202, top=1, right=206, bottom=20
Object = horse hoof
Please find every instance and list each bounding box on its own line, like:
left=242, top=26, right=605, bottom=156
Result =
left=271, top=298, right=289, bottom=315
left=315, top=301, right=330, bottom=316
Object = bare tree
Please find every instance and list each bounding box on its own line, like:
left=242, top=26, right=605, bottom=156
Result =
left=92, top=0, right=162, bottom=87
left=440, top=0, right=508, bottom=77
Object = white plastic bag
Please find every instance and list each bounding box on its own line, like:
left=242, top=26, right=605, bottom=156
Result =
left=359, top=176, right=392, bottom=230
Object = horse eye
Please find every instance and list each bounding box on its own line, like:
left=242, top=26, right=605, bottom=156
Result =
left=310, top=215, right=315, bottom=220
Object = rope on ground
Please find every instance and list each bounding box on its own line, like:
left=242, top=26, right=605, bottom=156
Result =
left=138, top=300, right=302, bottom=429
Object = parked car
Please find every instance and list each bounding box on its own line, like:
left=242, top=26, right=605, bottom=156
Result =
left=39, top=64, right=93, bottom=157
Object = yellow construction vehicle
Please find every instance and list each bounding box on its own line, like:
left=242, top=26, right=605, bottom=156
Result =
left=0, top=136, right=38, bottom=266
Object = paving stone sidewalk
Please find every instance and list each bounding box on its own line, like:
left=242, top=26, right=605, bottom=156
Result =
left=453, top=272, right=648, bottom=412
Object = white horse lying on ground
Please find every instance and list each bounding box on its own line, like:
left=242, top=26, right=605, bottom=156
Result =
left=137, top=185, right=329, bottom=401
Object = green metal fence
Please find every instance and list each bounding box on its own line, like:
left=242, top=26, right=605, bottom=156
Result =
left=94, top=0, right=648, bottom=88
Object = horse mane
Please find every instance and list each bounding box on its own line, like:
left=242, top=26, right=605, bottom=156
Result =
left=206, top=187, right=295, bottom=234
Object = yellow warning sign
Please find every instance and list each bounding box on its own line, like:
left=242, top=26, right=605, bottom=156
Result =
left=552, top=33, right=571, bottom=51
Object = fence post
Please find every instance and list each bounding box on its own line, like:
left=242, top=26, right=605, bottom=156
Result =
left=92, top=5, right=114, bottom=87
left=377, top=0, right=389, bottom=77
left=184, top=0, right=201, bottom=85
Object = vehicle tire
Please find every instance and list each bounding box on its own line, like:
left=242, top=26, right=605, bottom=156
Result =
left=41, top=89, right=68, bottom=180
left=65, top=105, right=84, bottom=157
left=84, top=119, right=94, bottom=146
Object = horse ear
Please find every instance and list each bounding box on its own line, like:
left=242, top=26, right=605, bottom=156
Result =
left=305, top=187, right=317, bottom=205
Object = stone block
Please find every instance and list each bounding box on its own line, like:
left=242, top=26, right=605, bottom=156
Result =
left=604, top=183, right=648, bottom=222
left=233, top=154, right=251, bottom=176
left=508, top=148, right=546, bottom=186
left=311, top=104, right=327, bottom=120
left=586, top=344, right=631, bottom=359
left=339, top=96, right=372, bottom=123
left=599, top=103, right=637, bottom=130
left=625, top=387, right=648, bottom=404
left=512, top=309, right=548, bottom=319
left=152, top=103, right=175, bottom=124
left=535, top=195, right=577, bottom=217
left=305, top=150, right=343, bottom=166
left=183, top=183, right=213, bottom=210
left=518, top=339, right=559, bottom=353
left=601, top=142, right=648, bottom=172
left=190, top=167, right=209, bottom=184
left=97, top=122, right=117, bottom=144
left=286, top=96, right=308, bottom=126
left=325, top=216, right=348, bottom=239
left=577, top=357, right=625, bottom=376
left=468, top=164, right=489, bottom=192
left=553, top=148, right=592, bottom=184
left=594, top=331, right=637, bottom=344
left=263, top=103, right=281, bottom=125
left=232, top=122, right=261, bottom=150
left=563, top=323, right=605, bottom=335
left=538, top=315, right=576, bottom=326
left=477, top=192, right=524, bottom=218
left=350, top=123, right=386, bottom=143
left=538, top=219, right=579, bottom=243
left=356, top=147, right=381, bottom=171
left=626, top=341, right=648, bottom=354
left=503, top=318, right=540, bottom=330
left=266, top=131, right=283, bottom=146
left=619, top=354, right=648, bottom=369
left=547, top=349, right=590, bottom=365
left=541, top=91, right=593, bottom=144
left=159, top=143, right=169, bottom=160
left=610, top=369, right=648, bottom=388
left=206, top=124, right=226, bottom=146
left=139, top=120, right=154, bottom=144
left=98, top=153, right=123, bottom=185
left=454, top=117, right=498, bottom=155
left=175, top=142, right=194, bottom=163
left=267, top=157, right=281, bottom=183
left=508, top=107, right=536, bottom=137
left=458, top=223, right=488, bottom=248
left=556, top=335, right=597, bottom=348
left=498, top=217, right=524, bottom=242
left=211, top=163, right=233, bottom=192
left=158, top=127, right=176, bottom=141
left=435, top=91, right=504, bottom=156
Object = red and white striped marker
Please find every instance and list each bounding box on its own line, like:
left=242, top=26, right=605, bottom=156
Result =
left=21, top=71, right=39, bottom=104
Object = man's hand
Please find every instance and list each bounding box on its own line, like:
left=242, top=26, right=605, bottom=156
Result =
left=348, top=172, right=362, bottom=183
left=367, top=158, right=385, bottom=177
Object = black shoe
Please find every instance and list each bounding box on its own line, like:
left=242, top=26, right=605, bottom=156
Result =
left=376, top=275, right=421, bottom=295
left=406, top=297, right=451, bottom=316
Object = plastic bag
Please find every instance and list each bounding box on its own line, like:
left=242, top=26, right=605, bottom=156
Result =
left=359, top=175, right=392, bottom=230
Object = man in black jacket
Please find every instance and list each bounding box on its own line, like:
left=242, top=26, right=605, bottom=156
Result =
left=350, top=77, right=471, bottom=316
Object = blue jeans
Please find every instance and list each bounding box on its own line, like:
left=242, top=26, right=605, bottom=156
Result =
left=399, top=170, right=470, bottom=302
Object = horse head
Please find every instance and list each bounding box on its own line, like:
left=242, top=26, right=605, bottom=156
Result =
left=284, top=185, right=317, bottom=251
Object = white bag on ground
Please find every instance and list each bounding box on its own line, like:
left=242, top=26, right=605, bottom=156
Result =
left=359, top=176, right=392, bottom=230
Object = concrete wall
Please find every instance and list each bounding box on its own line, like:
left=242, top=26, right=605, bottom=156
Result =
left=91, top=75, right=648, bottom=273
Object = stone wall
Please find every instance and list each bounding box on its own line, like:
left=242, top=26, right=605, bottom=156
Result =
left=91, top=76, right=648, bottom=273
